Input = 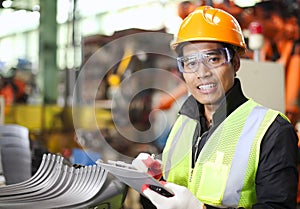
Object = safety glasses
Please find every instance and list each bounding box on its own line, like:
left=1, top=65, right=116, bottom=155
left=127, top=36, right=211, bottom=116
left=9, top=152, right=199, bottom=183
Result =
left=176, top=48, right=232, bottom=73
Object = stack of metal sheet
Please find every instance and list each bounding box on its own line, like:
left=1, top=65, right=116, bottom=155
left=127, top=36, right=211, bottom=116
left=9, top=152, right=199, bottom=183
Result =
left=0, top=153, right=126, bottom=209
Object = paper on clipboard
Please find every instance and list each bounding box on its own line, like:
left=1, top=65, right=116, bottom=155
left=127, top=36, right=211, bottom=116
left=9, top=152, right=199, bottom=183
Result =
left=96, top=160, right=173, bottom=196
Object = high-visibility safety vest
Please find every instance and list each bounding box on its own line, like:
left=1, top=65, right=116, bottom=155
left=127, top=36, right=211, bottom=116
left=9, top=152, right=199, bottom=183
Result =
left=162, top=99, right=287, bottom=208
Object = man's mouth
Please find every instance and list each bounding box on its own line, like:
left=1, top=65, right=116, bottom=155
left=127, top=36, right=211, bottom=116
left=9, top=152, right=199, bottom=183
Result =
left=197, top=83, right=216, bottom=90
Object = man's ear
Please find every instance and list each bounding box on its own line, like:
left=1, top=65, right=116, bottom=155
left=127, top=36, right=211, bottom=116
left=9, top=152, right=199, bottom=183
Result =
left=232, top=54, right=240, bottom=73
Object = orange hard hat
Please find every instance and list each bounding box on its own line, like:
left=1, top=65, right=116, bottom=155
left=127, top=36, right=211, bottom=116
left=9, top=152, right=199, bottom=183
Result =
left=171, top=6, right=247, bottom=54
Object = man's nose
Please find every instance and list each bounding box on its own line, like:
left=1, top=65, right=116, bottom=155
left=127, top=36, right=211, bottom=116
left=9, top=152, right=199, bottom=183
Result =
left=194, top=63, right=211, bottom=78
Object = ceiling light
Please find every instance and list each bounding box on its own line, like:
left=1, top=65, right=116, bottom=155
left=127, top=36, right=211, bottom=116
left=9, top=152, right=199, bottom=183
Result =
left=234, top=0, right=262, bottom=7
left=2, top=0, right=13, bottom=8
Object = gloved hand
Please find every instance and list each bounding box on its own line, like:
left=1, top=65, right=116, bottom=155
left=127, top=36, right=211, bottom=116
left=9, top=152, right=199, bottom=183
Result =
left=132, top=153, right=162, bottom=180
left=142, top=182, right=204, bottom=209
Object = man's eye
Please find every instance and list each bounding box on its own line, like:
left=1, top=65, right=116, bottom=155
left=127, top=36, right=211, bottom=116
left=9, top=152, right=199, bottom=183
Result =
left=209, top=56, right=220, bottom=62
left=186, top=60, right=197, bottom=68
left=207, top=55, right=221, bottom=63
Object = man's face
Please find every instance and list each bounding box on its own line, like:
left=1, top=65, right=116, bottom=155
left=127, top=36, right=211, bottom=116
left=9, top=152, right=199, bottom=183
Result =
left=181, top=42, right=238, bottom=106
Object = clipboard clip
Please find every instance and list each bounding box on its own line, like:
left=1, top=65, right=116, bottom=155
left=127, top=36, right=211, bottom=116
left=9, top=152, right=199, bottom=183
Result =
left=107, top=160, right=136, bottom=170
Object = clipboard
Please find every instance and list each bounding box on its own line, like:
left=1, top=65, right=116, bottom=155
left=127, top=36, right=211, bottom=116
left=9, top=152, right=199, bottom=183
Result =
left=96, top=160, right=174, bottom=197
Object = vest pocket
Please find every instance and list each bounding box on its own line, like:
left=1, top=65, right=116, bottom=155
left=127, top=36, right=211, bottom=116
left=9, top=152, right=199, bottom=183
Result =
left=198, top=161, right=229, bottom=204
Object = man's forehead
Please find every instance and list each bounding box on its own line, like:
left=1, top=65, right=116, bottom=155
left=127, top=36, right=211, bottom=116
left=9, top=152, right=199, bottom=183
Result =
left=182, top=42, right=223, bottom=54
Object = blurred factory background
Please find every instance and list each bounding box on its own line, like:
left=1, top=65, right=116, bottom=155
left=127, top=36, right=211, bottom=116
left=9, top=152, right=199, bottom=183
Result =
left=0, top=0, right=299, bottom=207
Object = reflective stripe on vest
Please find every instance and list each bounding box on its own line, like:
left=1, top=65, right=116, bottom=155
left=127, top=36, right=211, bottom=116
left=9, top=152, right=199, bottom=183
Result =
left=222, top=105, right=267, bottom=206
left=164, top=116, right=191, bottom=179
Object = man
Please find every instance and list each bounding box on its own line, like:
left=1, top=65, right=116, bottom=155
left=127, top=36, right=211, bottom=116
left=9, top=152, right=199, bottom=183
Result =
left=141, top=6, right=298, bottom=209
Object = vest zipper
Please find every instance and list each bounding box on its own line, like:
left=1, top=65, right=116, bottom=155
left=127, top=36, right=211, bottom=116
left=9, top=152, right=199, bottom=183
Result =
left=193, top=136, right=202, bottom=166
left=190, top=135, right=202, bottom=182
left=189, top=169, right=193, bottom=182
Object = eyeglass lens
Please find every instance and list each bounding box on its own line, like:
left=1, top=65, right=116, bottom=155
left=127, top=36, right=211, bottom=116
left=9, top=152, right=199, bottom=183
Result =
left=177, top=48, right=230, bottom=73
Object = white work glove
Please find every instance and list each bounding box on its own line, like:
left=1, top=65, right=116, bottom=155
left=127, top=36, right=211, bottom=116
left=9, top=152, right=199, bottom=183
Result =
left=132, top=153, right=162, bottom=180
left=142, top=182, right=204, bottom=209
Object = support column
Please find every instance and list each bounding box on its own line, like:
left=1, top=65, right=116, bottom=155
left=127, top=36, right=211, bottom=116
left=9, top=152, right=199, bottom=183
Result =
left=39, top=0, right=57, bottom=104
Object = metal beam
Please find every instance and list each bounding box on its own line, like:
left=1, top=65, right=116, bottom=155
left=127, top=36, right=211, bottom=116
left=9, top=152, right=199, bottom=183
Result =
left=39, top=0, right=57, bottom=104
